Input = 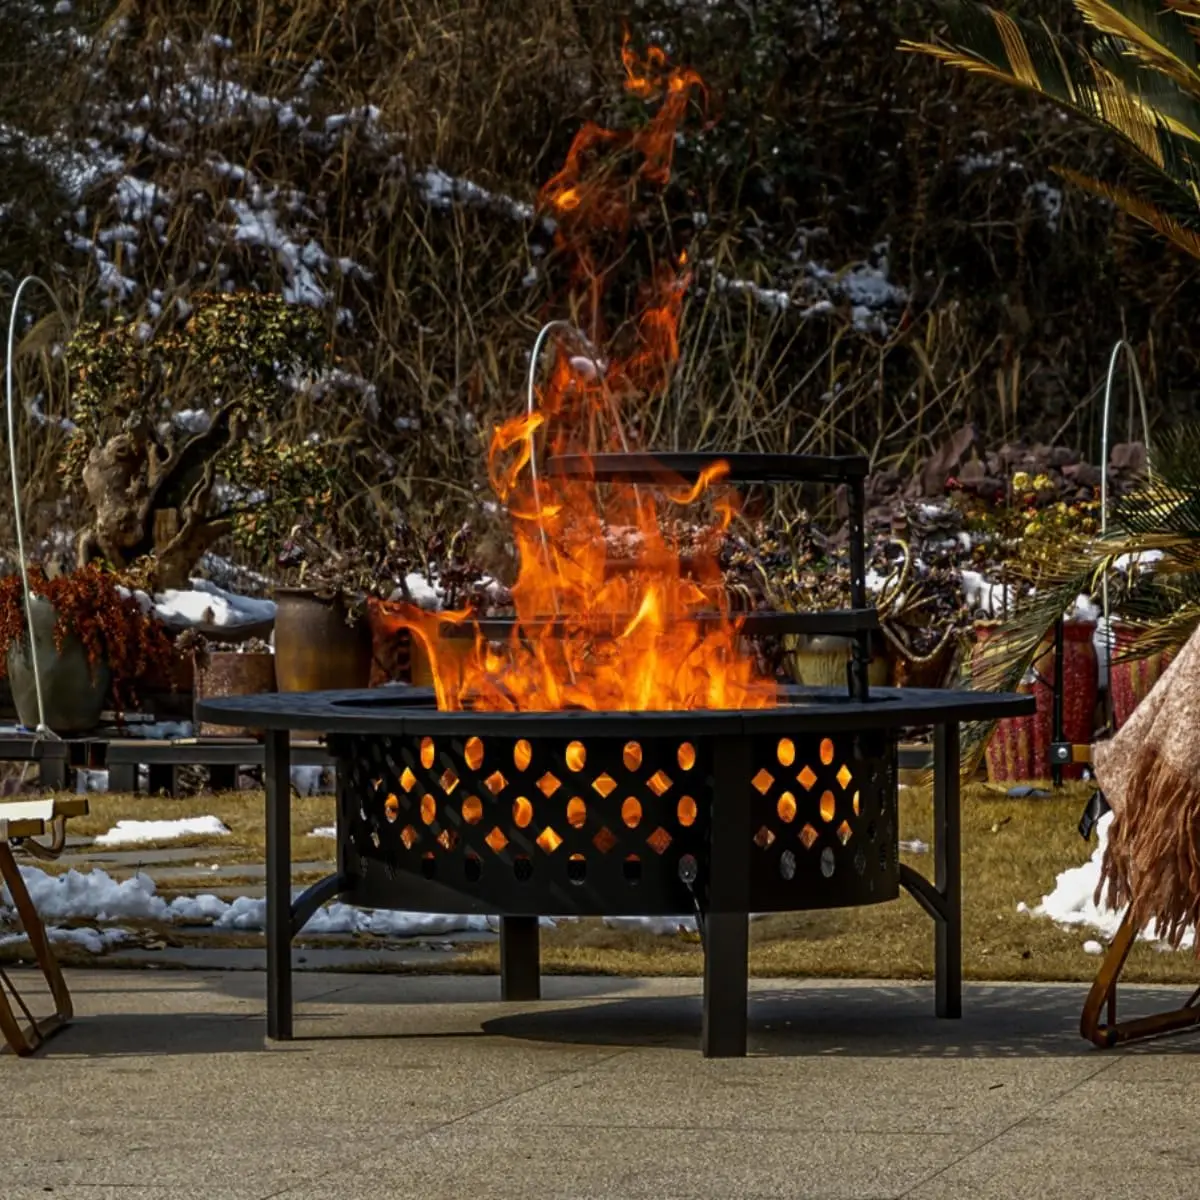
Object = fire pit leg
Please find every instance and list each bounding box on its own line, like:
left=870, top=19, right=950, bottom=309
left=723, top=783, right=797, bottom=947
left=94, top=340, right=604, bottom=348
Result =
left=500, top=916, right=541, bottom=1001
left=933, top=722, right=961, bottom=1019
left=265, top=730, right=294, bottom=1040
left=702, top=737, right=753, bottom=1058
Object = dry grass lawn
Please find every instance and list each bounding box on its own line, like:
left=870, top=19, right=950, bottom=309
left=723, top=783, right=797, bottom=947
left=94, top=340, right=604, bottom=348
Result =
left=12, top=783, right=1200, bottom=986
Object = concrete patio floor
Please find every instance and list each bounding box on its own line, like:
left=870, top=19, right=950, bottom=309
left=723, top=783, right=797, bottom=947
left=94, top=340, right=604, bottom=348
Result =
left=2, top=970, right=1198, bottom=1199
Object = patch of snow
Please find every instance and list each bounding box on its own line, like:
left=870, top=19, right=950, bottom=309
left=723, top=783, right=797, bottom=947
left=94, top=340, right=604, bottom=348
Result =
left=147, top=579, right=276, bottom=630
left=960, top=569, right=1015, bottom=618
left=1082, top=939, right=1103, bottom=956
left=310, top=825, right=337, bottom=839
left=94, top=816, right=230, bottom=847
left=1026, top=182, right=1063, bottom=233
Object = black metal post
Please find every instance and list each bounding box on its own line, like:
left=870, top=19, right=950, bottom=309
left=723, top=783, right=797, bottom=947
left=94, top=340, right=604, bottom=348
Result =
left=265, top=729, right=293, bottom=1040
left=1051, top=617, right=1065, bottom=789
left=499, top=916, right=541, bottom=1001
left=847, top=477, right=870, bottom=702
left=702, top=735, right=753, bottom=1057
left=933, top=721, right=962, bottom=1019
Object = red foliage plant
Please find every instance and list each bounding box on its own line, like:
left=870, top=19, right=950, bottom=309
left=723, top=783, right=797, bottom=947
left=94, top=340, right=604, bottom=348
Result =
left=0, top=564, right=178, bottom=710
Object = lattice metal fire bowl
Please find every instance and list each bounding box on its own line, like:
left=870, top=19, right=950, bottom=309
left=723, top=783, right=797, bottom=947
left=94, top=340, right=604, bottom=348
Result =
left=198, top=684, right=1035, bottom=1057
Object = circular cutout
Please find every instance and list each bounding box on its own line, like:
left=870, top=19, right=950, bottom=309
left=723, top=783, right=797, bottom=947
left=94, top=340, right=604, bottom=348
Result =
left=777, top=738, right=796, bottom=767
left=776, top=791, right=797, bottom=824
left=420, top=794, right=437, bottom=825
left=819, top=737, right=835, bottom=766
left=820, top=846, right=836, bottom=878
left=513, top=855, right=533, bottom=882
left=623, top=741, right=643, bottom=772
left=384, top=794, right=400, bottom=823
left=420, top=737, right=436, bottom=770
left=565, top=741, right=587, bottom=772
left=464, top=736, right=484, bottom=771
left=567, top=853, right=587, bottom=883
left=677, top=742, right=696, bottom=771
left=421, top=852, right=437, bottom=879
left=512, top=796, right=534, bottom=828
left=621, top=796, right=642, bottom=828
left=464, top=854, right=482, bottom=882
left=566, top=796, right=588, bottom=829
left=780, top=849, right=797, bottom=880
left=513, top=739, right=533, bottom=772
left=677, top=795, right=697, bottom=827
left=623, top=854, right=642, bottom=883
left=462, top=795, right=483, bottom=825
left=678, top=854, right=698, bottom=885
left=820, top=790, right=836, bottom=823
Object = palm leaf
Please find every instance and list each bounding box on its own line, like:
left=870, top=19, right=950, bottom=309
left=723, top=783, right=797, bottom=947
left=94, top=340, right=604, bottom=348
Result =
left=1074, top=0, right=1200, bottom=90
left=1056, top=168, right=1200, bottom=256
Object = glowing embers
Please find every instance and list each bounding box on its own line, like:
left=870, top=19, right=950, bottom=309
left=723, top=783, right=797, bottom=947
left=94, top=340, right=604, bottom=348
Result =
left=776, top=791, right=797, bottom=824
left=485, top=827, right=509, bottom=854
left=399, top=767, right=417, bottom=793
left=751, top=768, right=775, bottom=795
left=754, top=825, right=776, bottom=849
left=566, top=797, right=588, bottom=829
left=797, top=765, right=817, bottom=792
left=820, top=790, right=836, bottom=823
left=512, top=796, right=534, bottom=828
left=820, top=738, right=835, bottom=766
left=384, top=794, right=400, bottom=823
left=646, top=826, right=672, bottom=855
left=400, top=825, right=419, bottom=850
left=438, top=827, right=459, bottom=851
left=593, top=826, right=617, bottom=853
left=420, top=737, right=435, bottom=770
left=464, top=736, right=485, bottom=771
left=777, top=738, right=796, bottom=767
left=592, top=773, right=618, bottom=798
left=537, top=826, right=564, bottom=854
left=514, top=739, right=533, bottom=772
left=837, top=820, right=853, bottom=846
left=565, top=741, right=587, bottom=772
left=647, top=770, right=673, bottom=797
left=677, top=742, right=696, bottom=771
left=537, top=772, right=562, bottom=798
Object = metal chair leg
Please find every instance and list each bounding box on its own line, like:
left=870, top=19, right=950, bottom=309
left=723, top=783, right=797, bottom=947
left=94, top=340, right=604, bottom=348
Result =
left=1081, top=910, right=1200, bottom=1047
left=0, top=843, right=73, bottom=1056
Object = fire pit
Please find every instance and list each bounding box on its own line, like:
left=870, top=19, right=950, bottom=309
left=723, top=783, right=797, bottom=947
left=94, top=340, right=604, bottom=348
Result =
left=200, top=686, right=1031, bottom=1055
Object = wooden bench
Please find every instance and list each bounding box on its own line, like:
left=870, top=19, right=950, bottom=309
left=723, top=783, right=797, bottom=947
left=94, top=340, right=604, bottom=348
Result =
left=0, top=735, right=69, bottom=790
left=0, top=796, right=88, bottom=1055
left=106, top=738, right=336, bottom=795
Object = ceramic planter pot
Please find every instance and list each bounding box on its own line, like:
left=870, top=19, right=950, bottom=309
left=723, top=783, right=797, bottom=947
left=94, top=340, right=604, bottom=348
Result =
left=6, top=596, right=110, bottom=734
left=973, top=619, right=1098, bottom=782
left=273, top=588, right=372, bottom=693
left=1109, top=622, right=1175, bottom=730
left=783, top=634, right=890, bottom=688
left=193, top=650, right=277, bottom=738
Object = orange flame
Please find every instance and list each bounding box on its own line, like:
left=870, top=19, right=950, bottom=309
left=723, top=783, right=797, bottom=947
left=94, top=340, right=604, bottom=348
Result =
left=378, top=34, right=774, bottom=714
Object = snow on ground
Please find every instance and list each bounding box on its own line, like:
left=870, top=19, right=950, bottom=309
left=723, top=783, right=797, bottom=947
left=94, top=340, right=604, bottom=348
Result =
left=0, top=925, right=128, bottom=955
left=146, top=579, right=276, bottom=630
left=310, top=825, right=336, bottom=839
left=94, top=816, right=230, bottom=847
left=1031, top=813, right=1195, bottom=951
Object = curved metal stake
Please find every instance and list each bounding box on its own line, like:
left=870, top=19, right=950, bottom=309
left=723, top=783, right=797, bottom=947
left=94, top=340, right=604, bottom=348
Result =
left=290, top=873, right=348, bottom=940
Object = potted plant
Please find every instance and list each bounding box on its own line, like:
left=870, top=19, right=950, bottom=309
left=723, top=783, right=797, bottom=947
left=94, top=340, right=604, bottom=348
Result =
left=0, top=564, right=177, bottom=733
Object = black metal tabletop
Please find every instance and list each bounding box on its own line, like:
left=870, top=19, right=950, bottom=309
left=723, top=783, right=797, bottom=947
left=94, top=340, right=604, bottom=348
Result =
left=198, top=684, right=1035, bottom=738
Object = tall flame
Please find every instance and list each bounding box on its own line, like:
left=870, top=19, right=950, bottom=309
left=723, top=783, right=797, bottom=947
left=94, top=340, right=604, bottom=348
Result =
left=379, top=33, right=774, bottom=714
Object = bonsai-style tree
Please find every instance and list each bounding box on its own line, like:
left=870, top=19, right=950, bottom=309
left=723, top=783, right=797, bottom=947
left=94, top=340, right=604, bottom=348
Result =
left=64, top=292, right=336, bottom=590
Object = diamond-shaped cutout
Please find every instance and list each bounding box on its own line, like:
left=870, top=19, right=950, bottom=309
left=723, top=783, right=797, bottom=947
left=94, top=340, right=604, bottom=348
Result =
left=647, top=770, right=673, bottom=796
left=536, top=826, right=563, bottom=854
left=485, top=827, right=508, bottom=853
left=593, top=826, right=617, bottom=853
left=797, top=765, right=817, bottom=791
left=537, top=772, right=561, bottom=798
left=753, top=825, right=776, bottom=849
left=440, top=768, right=459, bottom=795
left=837, top=820, right=853, bottom=845
left=752, top=768, right=775, bottom=795
left=400, top=767, right=417, bottom=793
left=592, top=773, right=618, bottom=798
left=647, top=826, right=672, bottom=855
left=400, top=825, right=419, bottom=850
left=485, top=770, right=508, bottom=795
left=438, top=828, right=459, bottom=851
left=800, top=823, right=819, bottom=849
left=837, top=764, right=853, bottom=790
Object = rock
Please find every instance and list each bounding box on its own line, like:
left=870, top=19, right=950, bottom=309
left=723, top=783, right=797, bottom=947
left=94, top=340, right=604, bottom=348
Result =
left=1064, top=461, right=1102, bottom=488
left=958, top=457, right=987, bottom=485
left=1110, top=441, right=1147, bottom=474
left=921, top=424, right=976, bottom=497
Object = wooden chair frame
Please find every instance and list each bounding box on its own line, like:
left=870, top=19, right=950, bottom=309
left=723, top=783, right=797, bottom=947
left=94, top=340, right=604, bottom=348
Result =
left=0, top=800, right=87, bottom=1056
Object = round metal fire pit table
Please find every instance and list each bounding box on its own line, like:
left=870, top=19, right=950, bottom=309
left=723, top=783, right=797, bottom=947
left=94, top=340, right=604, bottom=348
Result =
left=199, top=684, right=1034, bottom=1056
